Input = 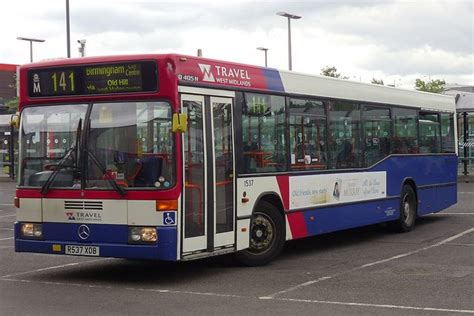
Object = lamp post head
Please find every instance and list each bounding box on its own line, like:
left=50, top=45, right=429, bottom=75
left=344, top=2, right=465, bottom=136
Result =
left=276, top=12, right=302, bottom=19
left=16, top=37, right=45, bottom=43
left=257, top=47, right=269, bottom=52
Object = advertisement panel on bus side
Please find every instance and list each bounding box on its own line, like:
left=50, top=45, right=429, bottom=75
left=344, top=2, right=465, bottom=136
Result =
left=289, top=171, right=387, bottom=210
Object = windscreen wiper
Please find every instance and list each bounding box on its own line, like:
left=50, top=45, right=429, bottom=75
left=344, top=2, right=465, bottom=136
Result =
left=40, top=119, right=82, bottom=195
left=40, top=145, right=77, bottom=194
left=84, top=147, right=126, bottom=196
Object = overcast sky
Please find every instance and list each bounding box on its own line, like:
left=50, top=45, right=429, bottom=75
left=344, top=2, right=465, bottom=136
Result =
left=1, top=0, right=473, bottom=89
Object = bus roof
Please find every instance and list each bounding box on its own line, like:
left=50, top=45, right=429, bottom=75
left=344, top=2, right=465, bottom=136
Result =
left=19, top=53, right=455, bottom=113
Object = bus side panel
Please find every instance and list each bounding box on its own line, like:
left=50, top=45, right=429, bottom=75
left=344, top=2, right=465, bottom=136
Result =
left=288, top=198, right=399, bottom=238
left=417, top=187, right=438, bottom=215
left=372, top=154, right=458, bottom=197
left=436, top=184, right=457, bottom=211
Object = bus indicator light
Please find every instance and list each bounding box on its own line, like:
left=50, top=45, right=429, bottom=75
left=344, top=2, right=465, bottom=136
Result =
left=52, top=244, right=62, bottom=252
left=156, top=200, right=178, bottom=212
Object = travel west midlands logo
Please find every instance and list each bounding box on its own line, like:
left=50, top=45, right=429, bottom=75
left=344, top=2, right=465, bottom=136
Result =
left=65, top=211, right=102, bottom=222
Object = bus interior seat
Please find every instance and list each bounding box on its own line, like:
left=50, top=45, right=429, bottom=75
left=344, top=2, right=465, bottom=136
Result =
left=134, top=156, right=163, bottom=187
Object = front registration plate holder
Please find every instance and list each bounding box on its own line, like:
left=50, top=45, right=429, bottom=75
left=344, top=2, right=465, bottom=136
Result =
left=65, top=245, right=100, bottom=257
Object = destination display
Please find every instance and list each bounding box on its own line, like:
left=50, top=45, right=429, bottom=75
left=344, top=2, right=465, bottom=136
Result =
left=28, top=61, right=158, bottom=97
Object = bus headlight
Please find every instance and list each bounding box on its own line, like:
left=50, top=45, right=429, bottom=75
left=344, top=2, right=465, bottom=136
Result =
left=128, top=227, right=157, bottom=244
left=21, top=223, right=43, bottom=239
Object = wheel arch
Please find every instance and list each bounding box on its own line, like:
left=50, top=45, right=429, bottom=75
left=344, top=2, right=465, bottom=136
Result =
left=252, top=192, right=286, bottom=227
left=401, top=177, right=418, bottom=214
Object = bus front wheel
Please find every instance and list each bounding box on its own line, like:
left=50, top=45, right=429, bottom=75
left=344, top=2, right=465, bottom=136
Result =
left=392, top=184, right=417, bottom=232
left=235, top=201, right=285, bottom=266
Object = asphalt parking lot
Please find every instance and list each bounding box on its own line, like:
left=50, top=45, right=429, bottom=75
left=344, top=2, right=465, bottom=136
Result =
left=0, top=180, right=473, bottom=315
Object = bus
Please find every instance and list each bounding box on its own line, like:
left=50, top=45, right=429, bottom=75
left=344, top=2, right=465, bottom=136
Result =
left=15, top=54, right=457, bottom=266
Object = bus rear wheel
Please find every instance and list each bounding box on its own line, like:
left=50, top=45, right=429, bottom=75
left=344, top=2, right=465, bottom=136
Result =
left=235, top=201, right=285, bottom=266
left=391, top=184, right=417, bottom=232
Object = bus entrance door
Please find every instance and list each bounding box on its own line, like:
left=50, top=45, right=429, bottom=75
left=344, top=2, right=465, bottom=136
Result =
left=181, top=91, right=236, bottom=256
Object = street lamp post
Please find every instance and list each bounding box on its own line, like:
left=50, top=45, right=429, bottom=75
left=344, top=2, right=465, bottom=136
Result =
left=277, top=11, right=301, bottom=71
left=257, top=47, right=269, bottom=67
left=66, top=0, right=71, bottom=58
left=16, top=37, right=45, bottom=62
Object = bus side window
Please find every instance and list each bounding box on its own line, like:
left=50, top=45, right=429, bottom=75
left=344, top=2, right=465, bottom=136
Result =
left=328, top=101, right=361, bottom=169
left=289, top=98, right=327, bottom=170
left=242, top=93, right=287, bottom=173
left=362, top=106, right=391, bottom=167
left=419, top=112, right=441, bottom=153
left=440, top=113, right=455, bottom=153
left=392, top=107, right=418, bottom=154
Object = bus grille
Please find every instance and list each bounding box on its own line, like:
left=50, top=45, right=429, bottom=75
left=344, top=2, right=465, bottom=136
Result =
left=64, top=201, right=103, bottom=211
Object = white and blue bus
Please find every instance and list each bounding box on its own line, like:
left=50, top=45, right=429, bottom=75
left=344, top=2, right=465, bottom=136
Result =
left=15, top=55, right=457, bottom=265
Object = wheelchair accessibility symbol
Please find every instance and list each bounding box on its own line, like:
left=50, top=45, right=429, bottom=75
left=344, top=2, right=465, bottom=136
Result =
left=163, top=212, right=176, bottom=226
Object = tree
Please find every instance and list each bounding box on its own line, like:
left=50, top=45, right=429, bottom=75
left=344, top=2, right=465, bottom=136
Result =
left=415, top=78, right=446, bottom=93
left=320, top=66, right=348, bottom=79
left=371, top=78, right=384, bottom=85
left=6, top=98, right=19, bottom=112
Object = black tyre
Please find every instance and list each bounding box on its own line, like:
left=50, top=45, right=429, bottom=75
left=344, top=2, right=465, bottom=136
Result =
left=391, top=184, right=417, bottom=232
left=235, top=201, right=285, bottom=266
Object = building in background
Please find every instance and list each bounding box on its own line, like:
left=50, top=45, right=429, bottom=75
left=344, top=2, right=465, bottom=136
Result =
left=0, top=63, right=19, bottom=179
left=0, top=63, right=18, bottom=109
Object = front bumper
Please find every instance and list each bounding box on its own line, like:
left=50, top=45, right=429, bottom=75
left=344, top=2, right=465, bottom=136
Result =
left=15, top=223, right=178, bottom=261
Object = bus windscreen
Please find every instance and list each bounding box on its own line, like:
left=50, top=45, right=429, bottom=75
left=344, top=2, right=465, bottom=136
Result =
left=27, top=61, right=158, bottom=97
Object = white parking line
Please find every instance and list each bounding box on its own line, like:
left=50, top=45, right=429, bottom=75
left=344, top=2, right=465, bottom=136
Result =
left=1, top=278, right=472, bottom=314
left=0, top=278, right=245, bottom=299
left=0, top=258, right=110, bottom=279
left=268, top=297, right=474, bottom=314
left=0, top=214, right=15, bottom=219
left=0, top=204, right=14, bottom=206
left=0, top=228, right=13, bottom=231
left=447, top=242, right=474, bottom=247
left=263, top=227, right=474, bottom=299
left=0, top=237, right=13, bottom=241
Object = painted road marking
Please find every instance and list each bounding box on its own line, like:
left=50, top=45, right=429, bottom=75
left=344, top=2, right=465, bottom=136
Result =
left=267, top=297, right=474, bottom=314
left=0, top=278, right=472, bottom=314
left=447, top=242, right=474, bottom=247
left=263, top=227, right=474, bottom=298
left=0, top=237, right=13, bottom=241
left=0, top=258, right=110, bottom=279
left=0, top=214, right=15, bottom=219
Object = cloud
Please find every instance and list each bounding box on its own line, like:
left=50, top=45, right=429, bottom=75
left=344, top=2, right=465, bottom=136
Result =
left=1, top=0, right=472, bottom=87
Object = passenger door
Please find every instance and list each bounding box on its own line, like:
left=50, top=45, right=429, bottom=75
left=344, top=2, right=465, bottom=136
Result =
left=181, top=90, right=235, bottom=255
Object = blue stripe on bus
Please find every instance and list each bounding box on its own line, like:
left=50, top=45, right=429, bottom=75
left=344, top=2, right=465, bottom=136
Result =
left=15, top=224, right=177, bottom=261
left=295, top=155, right=457, bottom=237
left=371, top=154, right=457, bottom=196
left=262, top=68, right=285, bottom=92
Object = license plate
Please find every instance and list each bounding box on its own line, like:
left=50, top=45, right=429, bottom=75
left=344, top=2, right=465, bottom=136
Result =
left=65, top=245, right=100, bottom=257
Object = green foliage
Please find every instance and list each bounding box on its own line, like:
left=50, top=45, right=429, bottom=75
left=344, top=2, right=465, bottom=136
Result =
left=6, top=98, right=19, bottom=112
left=320, top=66, right=348, bottom=79
left=415, top=78, right=446, bottom=93
left=371, top=78, right=384, bottom=85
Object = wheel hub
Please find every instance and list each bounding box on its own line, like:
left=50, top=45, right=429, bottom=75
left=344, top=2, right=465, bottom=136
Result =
left=249, top=213, right=274, bottom=253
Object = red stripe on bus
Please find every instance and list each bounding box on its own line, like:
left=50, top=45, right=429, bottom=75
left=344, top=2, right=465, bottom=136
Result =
left=276, top=175, right=289, bottom=210
left=287, top=212, right=308, bottom=239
